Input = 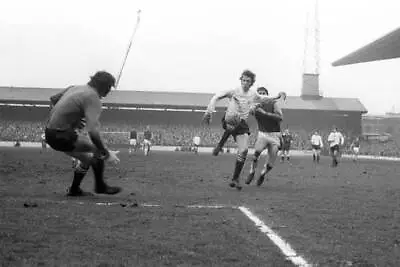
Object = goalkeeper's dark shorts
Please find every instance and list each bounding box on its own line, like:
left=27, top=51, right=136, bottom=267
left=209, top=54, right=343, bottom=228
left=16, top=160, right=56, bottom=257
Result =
left=45, top=128, right=78, bottom=152
left=221, top=117, right=250, bottom=138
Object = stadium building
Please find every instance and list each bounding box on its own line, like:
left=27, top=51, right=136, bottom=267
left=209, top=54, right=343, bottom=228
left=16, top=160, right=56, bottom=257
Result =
left=0, top=83, right=367, bottom=143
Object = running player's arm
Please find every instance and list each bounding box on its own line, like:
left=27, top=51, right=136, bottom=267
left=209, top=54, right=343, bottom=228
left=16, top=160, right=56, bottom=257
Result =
left=254, top=101, right=283, bottom=121
left=203, top=89, right=234, bottom=124
left=84, top=97, right=109, bottom=157
left=206, top=89, right=234, bottom=113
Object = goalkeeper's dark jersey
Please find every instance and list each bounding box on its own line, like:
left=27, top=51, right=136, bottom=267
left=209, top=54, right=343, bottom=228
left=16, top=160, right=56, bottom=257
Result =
left=130, top=131, right=137, bottom=139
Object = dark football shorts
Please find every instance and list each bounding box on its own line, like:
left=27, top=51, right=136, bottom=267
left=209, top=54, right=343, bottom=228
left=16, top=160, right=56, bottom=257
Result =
left=281, top=144, right=291, bottom=151
left=45, top=128, right=78, bottom=152
left=330, top=144, right=340, bottom=154
left=221, top=117, right=250, bottom=139
left=312, top=144, right=321, bottom=150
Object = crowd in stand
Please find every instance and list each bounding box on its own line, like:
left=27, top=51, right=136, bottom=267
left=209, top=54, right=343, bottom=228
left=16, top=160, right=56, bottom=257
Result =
left=2, top=119, right=400, bottom=157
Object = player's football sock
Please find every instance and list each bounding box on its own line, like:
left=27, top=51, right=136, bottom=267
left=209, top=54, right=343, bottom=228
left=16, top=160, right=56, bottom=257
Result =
left=317, top=155, right=320, bottom=163
left=91, top=157, right=105, bottom=185
left=232, top=160, right=245, bottom=182
left=313, top=154, right=316, bottom=162
left=246, top=151, right=261, bottom=184
left=68, top=164, right=90, bottom=195
left=245, top=172, right=255, bottom=185
left=91, top=158, right=122, bottom=195
left=281, top=156, right=284, bottom=162
left=331, top=157, right=337, bottom=167
left=257, top=164, right=273, bottom=187
left=213, top=131, right=231, bottom=156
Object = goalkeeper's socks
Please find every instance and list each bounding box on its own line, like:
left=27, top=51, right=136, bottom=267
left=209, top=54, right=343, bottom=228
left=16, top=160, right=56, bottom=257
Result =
left=91, top=157, right=122, bottom=195
left=91, top=158, right=107, bottom=189
left=70, top=164, right=88, bottom=192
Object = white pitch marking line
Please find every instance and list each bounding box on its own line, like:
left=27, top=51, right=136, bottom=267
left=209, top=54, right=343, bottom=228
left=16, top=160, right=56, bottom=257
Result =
left=186, top=204, right=233, bottom=209
left=81, top=202, right=232, bottom=209
left=238, top=206, right=312, bottom=267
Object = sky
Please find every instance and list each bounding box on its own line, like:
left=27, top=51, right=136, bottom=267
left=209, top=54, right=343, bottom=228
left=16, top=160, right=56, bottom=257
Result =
left=1, top=0, right=400, bottom=114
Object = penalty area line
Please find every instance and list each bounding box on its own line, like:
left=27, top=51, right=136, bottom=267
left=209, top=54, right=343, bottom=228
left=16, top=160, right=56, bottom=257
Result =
left=72, top=201, right=235, bottom=209
left=238, top=206, right=312, bottom=267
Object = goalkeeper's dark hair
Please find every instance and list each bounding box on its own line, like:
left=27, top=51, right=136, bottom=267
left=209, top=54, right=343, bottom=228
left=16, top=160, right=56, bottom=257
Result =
left=240, top=69, right=256, bottom=86
left=88, top=71, right=116, bottom=92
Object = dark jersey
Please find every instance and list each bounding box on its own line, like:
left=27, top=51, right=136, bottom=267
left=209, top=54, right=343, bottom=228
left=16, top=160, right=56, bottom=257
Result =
left=130, top=131, right=137, bottom=139
left=254, top=100, right=281, bottom=133
left=144, top=130, right=152, bottom=140
left=282, top=133, right=292, bottom=146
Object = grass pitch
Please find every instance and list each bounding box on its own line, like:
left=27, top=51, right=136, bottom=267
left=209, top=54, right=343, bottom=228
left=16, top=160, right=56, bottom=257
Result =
left=1, top=147, right=400, bottom=266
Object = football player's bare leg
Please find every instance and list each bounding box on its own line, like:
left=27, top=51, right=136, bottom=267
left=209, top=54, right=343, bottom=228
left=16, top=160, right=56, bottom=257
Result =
left=257, top=143, right=278, bottom=186
left=246, top=135, right=267, bottom=184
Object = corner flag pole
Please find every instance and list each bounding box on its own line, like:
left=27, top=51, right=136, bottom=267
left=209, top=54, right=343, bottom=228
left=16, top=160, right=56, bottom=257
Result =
left=115, top=9, right=142, bottom=89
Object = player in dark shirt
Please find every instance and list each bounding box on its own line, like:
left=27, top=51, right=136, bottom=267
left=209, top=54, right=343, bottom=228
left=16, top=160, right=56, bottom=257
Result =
left=280, top=129, right=293, bottom=162
left=129, top=130, right=138, bottom=154
left=246, top=87, right=284, bottom=187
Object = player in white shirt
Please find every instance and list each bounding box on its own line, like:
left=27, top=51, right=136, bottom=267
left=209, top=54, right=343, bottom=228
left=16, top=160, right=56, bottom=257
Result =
left=310, top=130, right=323, bottom=163
left=41, top=133, right=47, bottom=152
left=327, top=127, right=344, bottom=167
left=203, top=70, right=266, bottom=190
left=193, top=135, right=201, bottom=154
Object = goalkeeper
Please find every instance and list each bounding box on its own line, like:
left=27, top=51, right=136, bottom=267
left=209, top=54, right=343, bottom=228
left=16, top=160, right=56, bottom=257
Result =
left=45, top=71, right=122, bottom=196
left=202, top=69, right=279, bottom=190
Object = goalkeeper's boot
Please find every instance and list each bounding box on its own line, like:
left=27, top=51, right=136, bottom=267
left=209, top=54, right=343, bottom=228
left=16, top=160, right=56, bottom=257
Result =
left=66, top=187, right=94, bottom=197
left=95, top=184, right=122, bottom=195
left=245, top=172, right=255, bottom=185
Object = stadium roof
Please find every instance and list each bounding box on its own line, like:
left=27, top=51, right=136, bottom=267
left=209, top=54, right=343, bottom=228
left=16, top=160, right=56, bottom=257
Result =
left=332, top=27, right=400, bottom=66
left=0, top=86, right=367, bottom=113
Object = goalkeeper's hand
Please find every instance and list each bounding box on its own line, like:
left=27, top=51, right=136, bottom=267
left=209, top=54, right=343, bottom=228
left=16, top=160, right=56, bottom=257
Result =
left=202, top=111, right=212, bottom=125
left=106, top=150, right=120, bottom=165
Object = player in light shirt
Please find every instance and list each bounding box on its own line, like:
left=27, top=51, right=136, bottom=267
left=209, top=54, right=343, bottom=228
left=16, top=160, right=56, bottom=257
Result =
left=310, top=130, right=323, bottom=163
left=327, top=126, right=344, bottom=167
left=193, top=135, right=201, bottom=154
left=202, top=69, right=283, bottom=190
